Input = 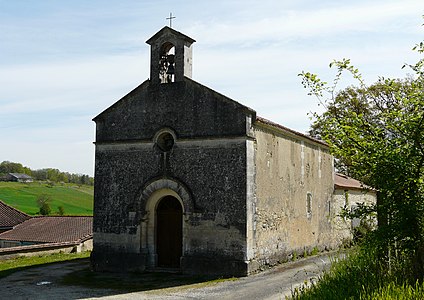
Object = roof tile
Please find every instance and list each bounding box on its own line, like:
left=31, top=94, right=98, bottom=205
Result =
left=0, top=216, right=92, bottom=243
left=334, top=173, right=375, bottom=191
left=0, top=201, right=31, bottom=228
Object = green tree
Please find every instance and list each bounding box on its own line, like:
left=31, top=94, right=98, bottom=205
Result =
left=36, top=194, right=52, bottom=216
left=0, top=161, right=31, bottom=176
left=57, top=206, right=65, bottom=216
left=299, top=41, right=424, bottom=278
left=46, top=168, right=60, bottom=182
left=1, top=162, right=94, bottom=185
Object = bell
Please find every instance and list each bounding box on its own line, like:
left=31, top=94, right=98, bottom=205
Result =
left=166, top=54, right=175, bottom=64
left=166, top=64, right=175, bottom=75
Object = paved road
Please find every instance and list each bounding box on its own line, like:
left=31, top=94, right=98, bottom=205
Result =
left=0, top=253, right=336, bottom=300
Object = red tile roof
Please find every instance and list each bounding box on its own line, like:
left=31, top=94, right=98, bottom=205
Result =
left=0, top=216, right=92, bottom=243
left=0, top=200, right=31, bottom=228
left=334, top=173, right=375, bottom=192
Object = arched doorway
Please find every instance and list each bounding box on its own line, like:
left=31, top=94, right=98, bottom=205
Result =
left=156, top=195, right=182, bottom=268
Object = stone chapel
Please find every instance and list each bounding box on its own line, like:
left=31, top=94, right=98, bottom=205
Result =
left=91, top=26, right=375, bottom=276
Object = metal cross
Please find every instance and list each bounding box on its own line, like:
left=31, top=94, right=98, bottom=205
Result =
left=166, top=12, right=176, bottom=28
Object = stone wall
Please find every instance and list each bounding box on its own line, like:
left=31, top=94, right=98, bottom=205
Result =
left=92, top=78, right=256, bottom=275
left=92, top=137, right=250, bottom=275
left=0, top=240, right=92, bottom=260
left=250, top=122, right=335, bottom=268
left=332, top=189, right=377, bottom=243
left=93, top=79, right=254, bottom=143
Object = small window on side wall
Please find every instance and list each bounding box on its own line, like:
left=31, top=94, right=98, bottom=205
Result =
left=306, top=192, right=312, bottom=218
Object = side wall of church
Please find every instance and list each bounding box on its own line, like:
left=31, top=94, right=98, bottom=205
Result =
left=250, top=124, right=335, bottom=269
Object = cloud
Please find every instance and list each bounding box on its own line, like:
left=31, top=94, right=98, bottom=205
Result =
left=0, top=52, right=149, bottom=115
left=0, top=0, right=422, bottom=176
left=186, top=0, right=422, bottom=46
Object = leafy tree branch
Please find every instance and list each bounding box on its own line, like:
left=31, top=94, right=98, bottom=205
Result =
left=299, top=31, right=424, bottom=279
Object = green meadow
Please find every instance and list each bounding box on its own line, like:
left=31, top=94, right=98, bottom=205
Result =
left=0, top=182, right=93, bottom=215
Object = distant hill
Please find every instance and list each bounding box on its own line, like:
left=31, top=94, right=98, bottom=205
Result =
left=0, top=182, right=93, bottom=216
left=0, top=161, right=94, bottom=186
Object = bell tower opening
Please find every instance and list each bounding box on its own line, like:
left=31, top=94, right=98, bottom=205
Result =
left=146, top=26, right=196, bottom=85
left=159, top=42, right=175, bottom=83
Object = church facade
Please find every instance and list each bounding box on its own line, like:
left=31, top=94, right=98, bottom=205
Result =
left=91, top=27, right=363, bottom=276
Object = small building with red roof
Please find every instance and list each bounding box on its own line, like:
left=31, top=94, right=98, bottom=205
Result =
left=332, top=173, right=377, bottom=243
left=0, top=216, right=92, bottom=251
left=0, top=200, right=31, bottom=233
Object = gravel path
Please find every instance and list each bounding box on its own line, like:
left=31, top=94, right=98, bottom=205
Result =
left=0, top=253, right=336, bottom=300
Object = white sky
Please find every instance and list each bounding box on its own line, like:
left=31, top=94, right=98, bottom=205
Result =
left=0, top=0, right=422, bottom=176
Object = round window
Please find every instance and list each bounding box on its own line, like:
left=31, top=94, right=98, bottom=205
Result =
left=156, top=132, right=175, bottom=152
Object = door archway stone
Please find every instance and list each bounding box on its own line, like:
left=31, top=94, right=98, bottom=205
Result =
left=139, top=178, right=193, bottom=268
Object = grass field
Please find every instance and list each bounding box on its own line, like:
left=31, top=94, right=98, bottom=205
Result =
left=0, top=182, right=93, bottom=215
left=0, top=251, right=91, bottom=279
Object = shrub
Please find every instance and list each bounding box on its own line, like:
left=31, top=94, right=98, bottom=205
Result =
left=36, top=194, right=52, bottom=216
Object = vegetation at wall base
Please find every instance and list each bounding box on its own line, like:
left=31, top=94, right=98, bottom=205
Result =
left=290, top=244, right=424, bottom=300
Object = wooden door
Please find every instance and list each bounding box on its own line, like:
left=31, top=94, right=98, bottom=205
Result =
left=156, top=196, right=182, bottom=268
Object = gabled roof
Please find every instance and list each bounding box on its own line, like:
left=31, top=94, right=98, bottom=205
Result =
left=92, top=79, right=149, bottom=122
left=334, top=173, right=375, bottom=192
left=255, top=116, right=328, bottom=147
left=0, top=200, right=31, bottom=228
left=0, top=216, right=93, bottom=243
left=93, top=77, right=256, bottom=123
left=146, top=26, right=196, bottom=45
left=8, top=173, right=32, bottom=180
left=187, top=77, right=256, bottom=115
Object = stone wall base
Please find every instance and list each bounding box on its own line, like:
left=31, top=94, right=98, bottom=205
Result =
left=181, top=255, right=249, bottom=277
left=91, top=251, right=253, bottom=277
left=90, top=250, right=147, bottom=272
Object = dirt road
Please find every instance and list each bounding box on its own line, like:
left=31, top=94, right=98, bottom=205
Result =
left=0, top=253, right=336, bottom=299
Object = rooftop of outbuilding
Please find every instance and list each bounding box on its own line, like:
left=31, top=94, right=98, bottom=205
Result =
left=0, top=200, right=31, bottom=228
left=255, top=116, right=328, bottom=147
left=0, top=216, right=93, bottom=243
left=334, top=173, right=375, bottom=192
left=8, top=173, right=32, bottom=179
